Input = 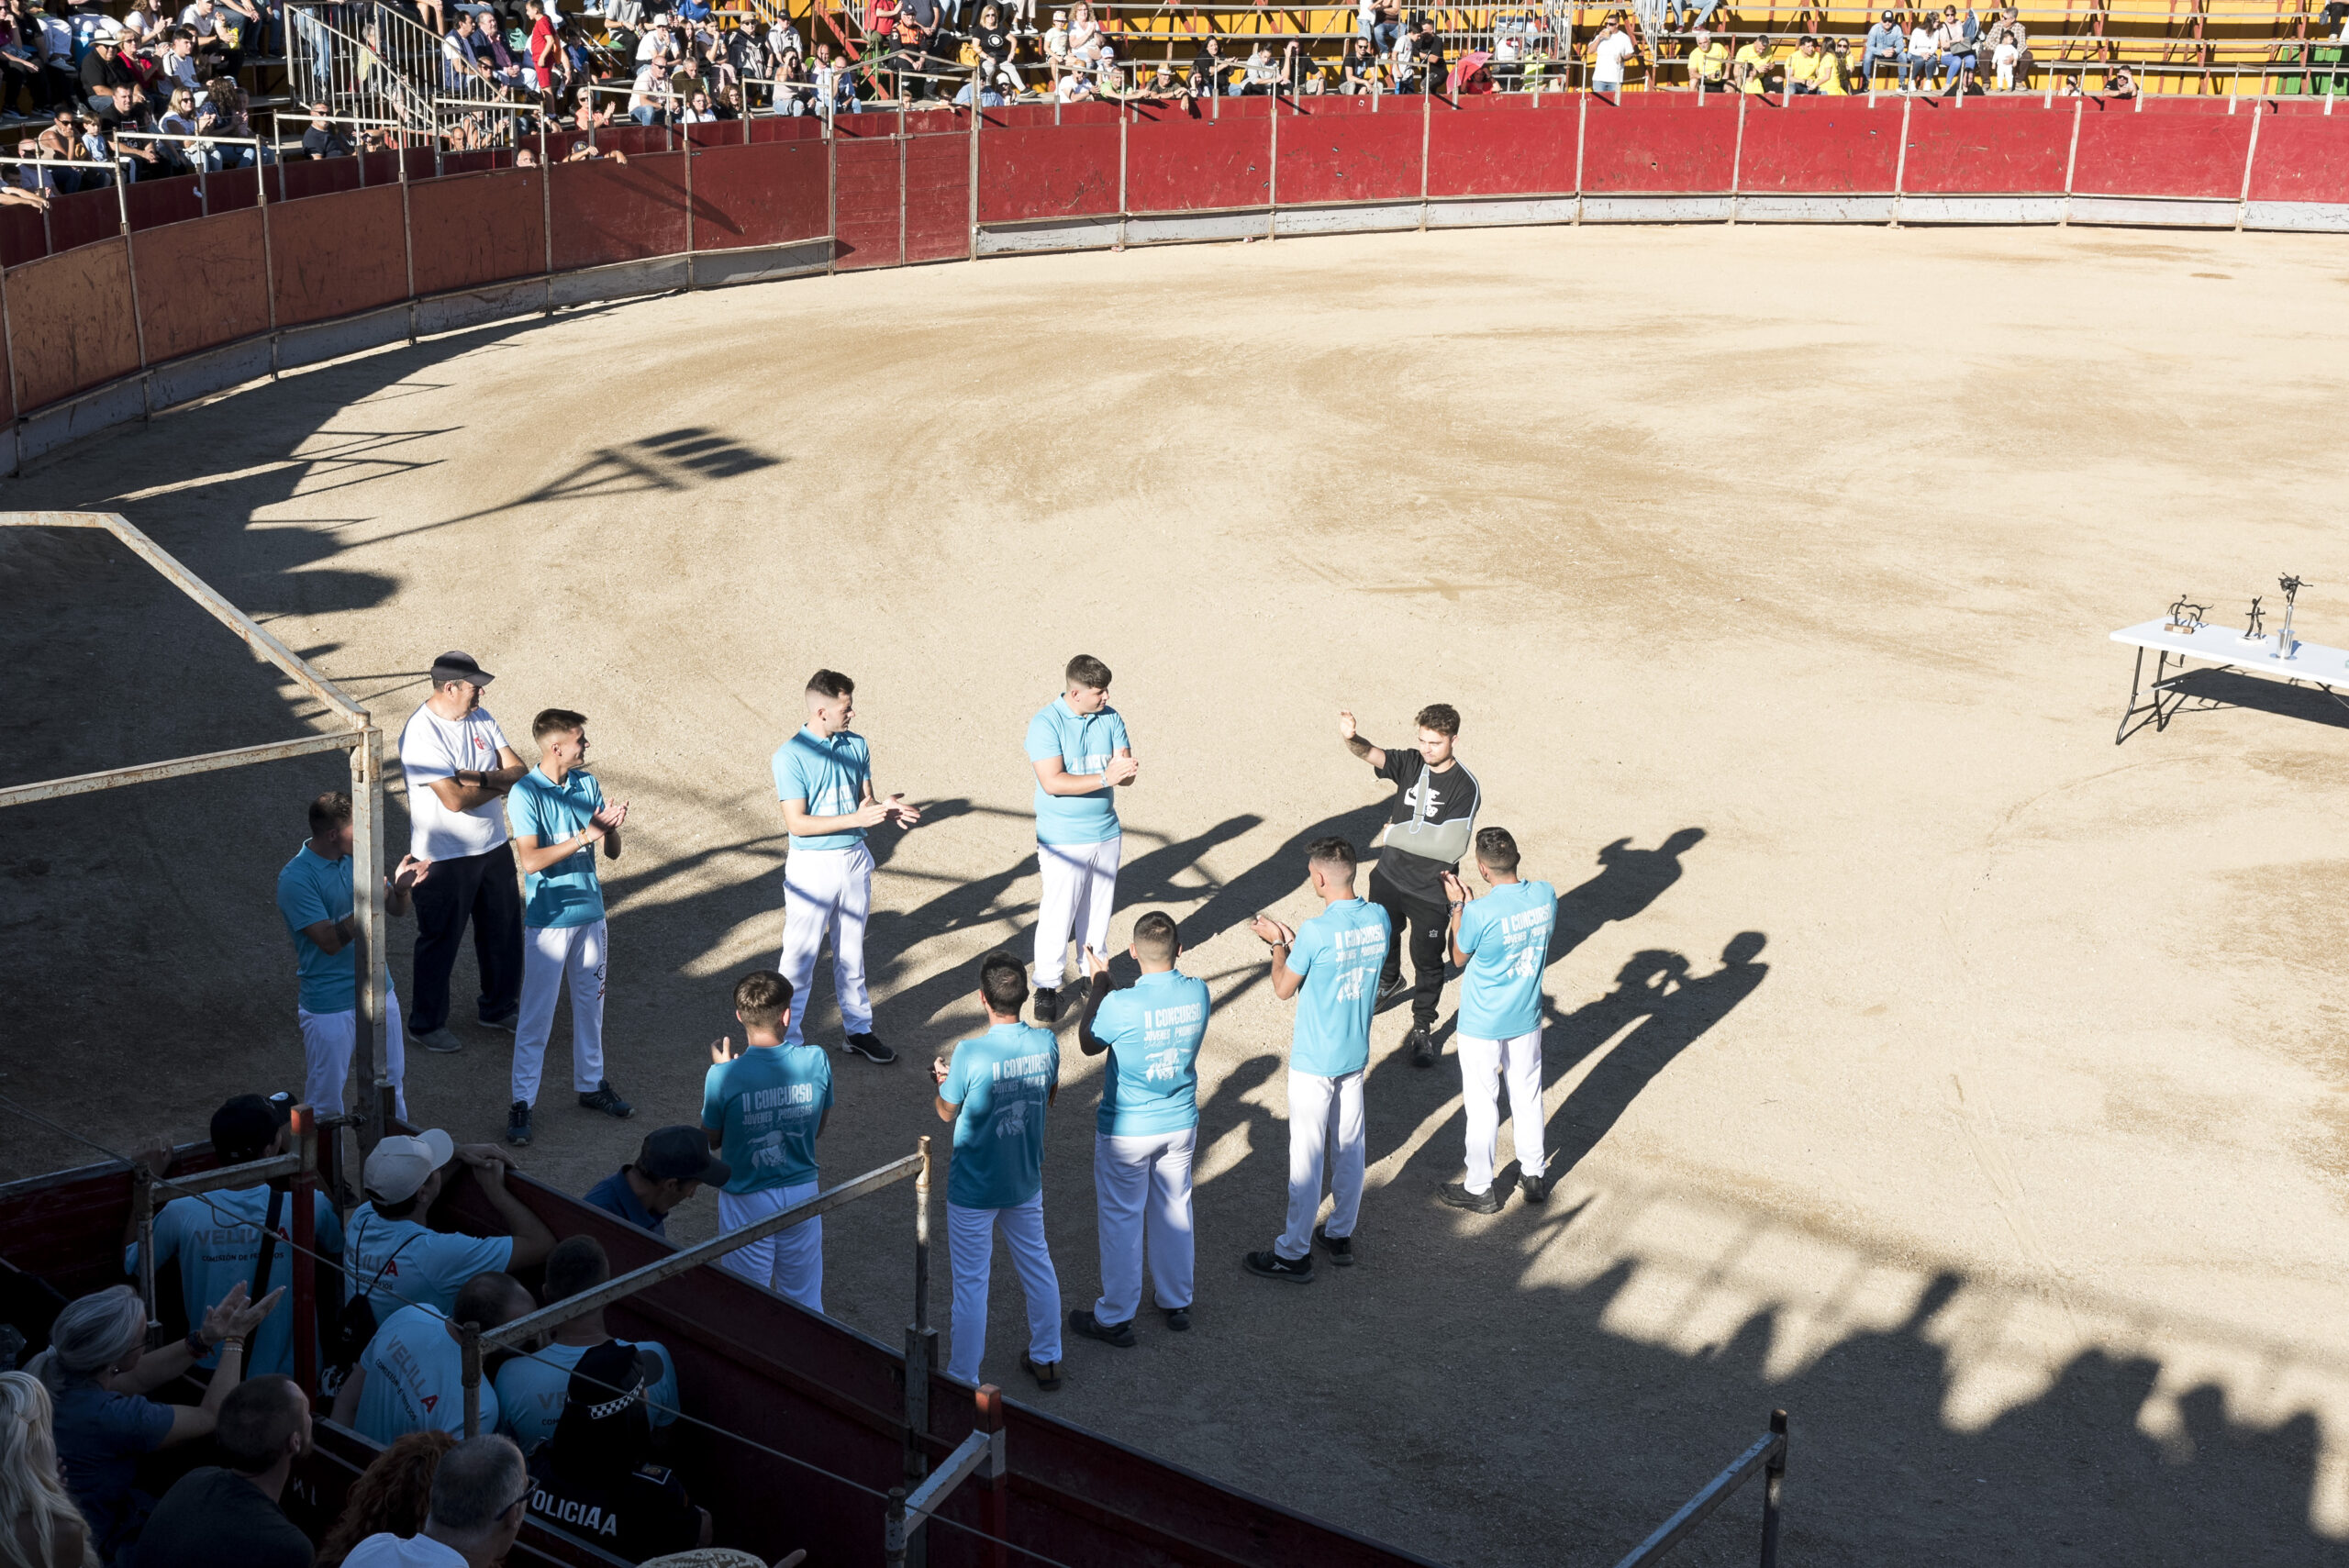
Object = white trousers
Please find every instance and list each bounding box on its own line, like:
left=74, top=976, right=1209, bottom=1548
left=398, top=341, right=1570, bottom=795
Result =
left=1459, top=1028, right=1546, bottom=1195
left=1032, top=836, right=1121, bottom=989
left=948, top=1193, right=1061, bottom=1381
left=778, top=843, right=873, bottom=1046
left=1278, top=1069, right=1364, bottom=1260
left=299, top=986, right=408, bottom=1121
left=1093, top=1128, right=1195, bottom=1323
left=717, top=1182, right=823, bottom=1313
left=514, top=919, right=607, bottom=1105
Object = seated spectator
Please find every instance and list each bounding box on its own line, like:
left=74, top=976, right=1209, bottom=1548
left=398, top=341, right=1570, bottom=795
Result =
left=76, top=32, right=132, bottom=115
left=1040, top=6, right=1065, bottom=75
left=628, top=57, right=673, bottom=122
left=154, top=28, right=198, bottom=96
left=970, top=1, right=1018, bottom=94
left=565, top=141, right=630, bottom=162
left=494, top=1237, right=678, bottom=1457
left=810, top=40, right=854, bottom=113
left=124, top=1094, right=343, bottom=1383
left=525, top=1342, right=708, bottom=1563
left=1338, top=35, right=1377, bottom=93
left=336, top=1271, right=533, bottom=1444
left=1407, top=17, right=1442, bottom=88
left=0, top=25, right=46, bottom=116
left=340, top=1435, right=529, bottom=1568
left=1985, top=6, right=2025, bottom=89
left=1859, top=8, right=1902, bottom=85
left=2102, top=64, right=2135, bottom=96
left=1732, top=31, right=1778, bottom=93
left=303, top=101, right=352, bottom=158
left=678, top=85, right=716, bottom=119
left=1187, top=32, right=1223, bottom=95
left=1786, top=33, right=1830, bottom=93
left=1235, top=40, right=1274, bottom=95
left=1934, top=5, right=1976, bottom=93
left=715, top=82, right=745, bottom=117
left=442, top=12, right=493, bottom=91
left=134, top=1375, right=314, bottom=1568
left=36, top=1282, right=279, bottom=1562
left=1822, top=36, right=1854, bottom=93
left=177, top=0, right=229, bottom=72
left=1139, top=60, right=1178, bottom=99
left=1063, top=0, right=1098, bottom=63
left=766, top=49, right=810, bottom=113
left=1901, top=14, right=1934, bottom=89
left=1053, top=61, right=1088, bottom=100
left=0, top=1371, right=91, bottom=1568
left=6, top=142, right=54, bottom=209
left=344, top=1129, right=554, bottom=1338
left=318, top=1432, right=456, bottom=1568
left=1687, top=27, right=1728, bottom=92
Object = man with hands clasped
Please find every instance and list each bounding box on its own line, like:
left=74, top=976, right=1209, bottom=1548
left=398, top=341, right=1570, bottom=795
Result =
left=1437, top=827, right=1557, bottom=1215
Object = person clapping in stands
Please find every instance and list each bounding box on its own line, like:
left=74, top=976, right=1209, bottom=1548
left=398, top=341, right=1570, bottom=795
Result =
left=525, top=1341, right=709, bottom=1562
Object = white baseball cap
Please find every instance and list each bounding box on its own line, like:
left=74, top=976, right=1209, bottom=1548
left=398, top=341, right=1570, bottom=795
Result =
left=363, top=1129, right=457, bottom=1204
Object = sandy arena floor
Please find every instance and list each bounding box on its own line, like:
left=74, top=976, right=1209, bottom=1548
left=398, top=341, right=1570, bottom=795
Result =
left=4, top=221, right=2349, bottom=1567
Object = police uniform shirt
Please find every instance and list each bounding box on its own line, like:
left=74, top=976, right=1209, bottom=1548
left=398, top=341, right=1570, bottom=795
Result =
left=528, top=1451, right=702, bottom=1562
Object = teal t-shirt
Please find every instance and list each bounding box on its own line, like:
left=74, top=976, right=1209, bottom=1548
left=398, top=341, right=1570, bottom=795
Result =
left=1285, top=897, right=1390, bottom=1078
left=942, top=1021, right=1059, bottom=1208
left=276, top=842, right=358, bottom=1014
left=1455, top=879, right=1556, bottom=1040
left=1092, top=970, right=1208, bottom=1137
left=773, top=727, right=870, bottom=851
left=1025, top=696, right=1130, bottom=846
left=702, top=1043, right=834, bottom=1194
left=507, top=766, right=607, bottom=929
left=125, top=1186, right=344, bottom=1378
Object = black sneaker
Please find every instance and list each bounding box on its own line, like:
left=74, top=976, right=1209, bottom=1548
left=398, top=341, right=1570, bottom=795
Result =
left=1408, top=1024, right=1437, bottom=1069
left=480, top=1010, right=518, bottom=1034
left=1521, top=1172, right=1551, bottom=1204
left=505, top=1100, right=533, bottom=1147
left=1161, top=1306, right=1191, bottom=1331
left=1439, top=1181, right=1504, bottom=1215
left=1314, top=1226, right=1355, bottom=1266
left=577, top=1080, right=634, bottom=1119
left=1376, top=973, right=1408, bottom=1006
left=1243, top=1249, right=1314, bottom=1283
left=1068, top=1308, right=1136, bottom=1348
left=842, top=1032, right=897, bottom=1063
left=1020, top=1352, right=1062, bottom=1390
left=1032, top=985, right=1060, bottom=1024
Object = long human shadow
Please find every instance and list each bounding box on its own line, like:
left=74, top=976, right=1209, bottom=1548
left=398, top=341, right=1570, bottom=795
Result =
left=1550, top=827, right=1708, bottom=962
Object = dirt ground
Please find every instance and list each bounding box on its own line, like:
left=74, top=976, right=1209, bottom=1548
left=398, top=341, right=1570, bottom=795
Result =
left=5, top=220, right=2349, bottom=1566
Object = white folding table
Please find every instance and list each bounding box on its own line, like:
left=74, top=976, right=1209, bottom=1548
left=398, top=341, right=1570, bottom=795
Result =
left=2110, top=617, right=2349, bottom=744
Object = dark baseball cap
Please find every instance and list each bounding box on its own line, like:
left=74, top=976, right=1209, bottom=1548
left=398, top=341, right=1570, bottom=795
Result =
left=211, top=1092, right=292, bottom=1158
left=429, top=651, right=495, bottom=687
left=635, top=1125, right=729, bottom=1187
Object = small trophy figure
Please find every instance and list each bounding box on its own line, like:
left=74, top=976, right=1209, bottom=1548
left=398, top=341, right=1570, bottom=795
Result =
left=2276, top=574, right=2309, bottom=659
left=2243, top=597, right=2266, bottom=644
left=2164, top=595, right=2207, bottom=635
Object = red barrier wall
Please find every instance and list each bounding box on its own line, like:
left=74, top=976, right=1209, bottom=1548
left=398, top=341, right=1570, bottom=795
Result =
left=1125, top=106, right=1271, bottom=213
left=125, top=174, right=204, bottom=231
left=549, top=151, right=688, bottom=271
left=977, top=119, right=1120, bottom=224
left=1738, top=100, right=1902, bottom=192
left=1427, top=96, right=1577, bottom=198
left=832, top=135, right=901, bottom=269
left=1275, top=98, right=1423, bottom=205
left=277, top=157, right=362, bottom=201
left=49, top=190, right=121, bottom=255
left=688, top=139, right=829, bottom=250
left=9, top=238, right=140, bottom=409
left=132, top=206, right=270, bottom=363
left=1898, top=99, right=2073, bottom=193
left=903, top=120, right=971, bottom=263
left=207, top=168, right=258, bottom=214
left=409, top=168, right=547, bottom=295
left=0, top=208, right=41, bottom=270
left=271, top=183, right=406, bottom=327
left=1580, top=95, right=1736, bottom=193
left=2245, top=108, right=2349, bottom=204
left=2072, top=103, right=2251, bottom=197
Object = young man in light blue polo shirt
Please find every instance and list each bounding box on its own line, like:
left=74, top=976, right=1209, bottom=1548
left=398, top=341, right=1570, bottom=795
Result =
left=1024, top=653, right=1137, bottom=1023
left=702, top=969, right=834, bottom=1311
left=1245, top=837, right=1389, bottom=1283
left=931, top=952, right=1063, bottom=1389
left=774, top=669, right=921, bottom=1065
left=1440, top=827, right=1558, bottom=1215
left=1069, top=911, right=1207, bottom=1346
left=275, top=791, right=429, bottom=1119
left=505, top=707, right=633, bottom=1148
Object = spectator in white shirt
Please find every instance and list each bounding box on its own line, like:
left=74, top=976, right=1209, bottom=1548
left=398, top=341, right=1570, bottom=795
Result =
left=338, top=1436, right=529, bottom=1568
left=629, top=57, right=673, bottom=120
left=1588, top=16, right=1639, bottom=92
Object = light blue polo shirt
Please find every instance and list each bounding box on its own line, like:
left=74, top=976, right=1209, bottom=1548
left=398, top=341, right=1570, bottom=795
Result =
left=1025, top=697, right=1130, bottom=847
left=494, top=1338, right=679, bottom=1456
left=125, top=1185, right=344, bottom=1378
left=1091, top=970, right=1208, bottom=1138
left=343, top=1206, right=516, bottom=1326
left=276, top=842, right=358, bottom=1014
left=774, top=727, right=871, bottom=852
left=507, top=766, right=607, bottom=929
left=941, top=1021, right=1059, bottom=1209
left=353, top=1304, right=498, bottom=1443
left=1455, top=879, right=1557, bottom=1040
left=1285, top=897, right=1390, bottom=1078
left=702, top=1043, right=834, bottom=1194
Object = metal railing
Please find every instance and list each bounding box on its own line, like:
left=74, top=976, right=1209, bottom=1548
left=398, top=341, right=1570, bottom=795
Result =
left=1611, top=1410, right=1789, bottom=1568
left=286, top=0, right=511, bottom=137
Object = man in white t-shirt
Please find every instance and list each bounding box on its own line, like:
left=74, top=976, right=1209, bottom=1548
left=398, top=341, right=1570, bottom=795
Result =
left=399, top=651, right=529, bottom=1055
left=1589, top=17, right=1640, bottom=92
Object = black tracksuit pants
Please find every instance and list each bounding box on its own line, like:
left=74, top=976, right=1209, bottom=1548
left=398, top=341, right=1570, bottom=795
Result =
left=1369, top=867, right=1449, bottom=1029
left=408, top=841, right=524, bottom=1034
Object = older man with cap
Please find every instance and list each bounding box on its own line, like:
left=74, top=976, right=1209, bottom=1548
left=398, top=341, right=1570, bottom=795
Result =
left=400, top=651, right=529, bottom=1056
left=342, top=1129, right=555, bottom=1336
left=582, top=1127, right=729, bottom=1240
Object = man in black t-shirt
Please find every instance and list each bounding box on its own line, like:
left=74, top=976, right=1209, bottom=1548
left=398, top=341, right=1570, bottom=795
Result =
left=1340, top=704, right=1481, bottom=1068
left=135, top=1376, right=315, bottom=1568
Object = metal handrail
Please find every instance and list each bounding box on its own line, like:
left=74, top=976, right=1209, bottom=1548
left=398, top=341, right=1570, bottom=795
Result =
left=1610, top=1410, right=1789, bottom=1568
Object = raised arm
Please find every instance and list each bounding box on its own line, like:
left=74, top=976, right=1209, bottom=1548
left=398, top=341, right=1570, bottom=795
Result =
left=1076, top=949, right=1116, bottom=1056
left=1442, top=870, right=1473, bottom=968
left=1337, top=709, right=1386, bottom=772
left=458, top=1146, right=557, bottom=1268
left=1250, top=916, right=1303, bottom=1001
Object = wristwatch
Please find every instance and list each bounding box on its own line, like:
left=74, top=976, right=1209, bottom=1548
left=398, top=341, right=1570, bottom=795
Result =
left=184, top=1328, right=209, bottom=1358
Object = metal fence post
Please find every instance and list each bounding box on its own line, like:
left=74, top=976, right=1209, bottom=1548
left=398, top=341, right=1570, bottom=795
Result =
left=905, top=1135, right=935, bottom=1567
left=348, top=728, right=388, bottom=1152
left=461, top=1320, right=483, bottom=1437
left=1760, top=1408, right=1787, bottom=1567
left=885, top=1487, right=909, bottom=1568
left=292, top=1104, right=319, bottom=1400
left=133, top=1165, right=160, bottom=1339
left=114, top=161, right=150, bottom=417
left=979, top=1383, right=1008, bottom=1568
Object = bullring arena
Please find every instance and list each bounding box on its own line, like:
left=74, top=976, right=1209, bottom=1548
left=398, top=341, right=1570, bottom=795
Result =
left=4, top=74, right=2349, bottom=1568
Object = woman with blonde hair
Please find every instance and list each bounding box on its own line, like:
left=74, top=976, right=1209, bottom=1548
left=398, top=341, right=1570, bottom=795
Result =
left=0, top=1371, right=95, bottom=1568
left=317, top=1431, right=454, bottom=1568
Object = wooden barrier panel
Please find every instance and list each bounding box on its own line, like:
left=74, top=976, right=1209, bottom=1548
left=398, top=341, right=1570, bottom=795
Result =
left=1427, top=95, right=1577, bottom=198
left=47, top=189, right=120, bottom=255
left=276, top=157, right=362, bottom=201
left=1275, top=96, right=1424, bottom=206
left=1125, top=105, right=1272, bottom=214
left=687, top=139, right=829, bottom=250
left=549, top=151, right=689, bottom=270
left=0, top=206, right=45, bottom=269
left=1737, top=98, right=1902, bottom=192
left=7, top=236, right=140, bottom=410
left=132, top=206, right=270, bottom=363
left=2244, top=106, right=2349, bottom=203
left=832, top=134, right=902, bottom=269
left=2071, top=100, right=2252, bottom=197
left=977, top=117, right=1121, bottom=224
left=1580, top=93, right=1737, bottom=193
left=904, top=117, right=973, bottom=262
left=408, top=167, right=548, bottom=295
left=124, top=173, right=204, bottom=231
left=269, top=182, right=407, bottom=327
left=1898, top=99, right=2073, bottom=193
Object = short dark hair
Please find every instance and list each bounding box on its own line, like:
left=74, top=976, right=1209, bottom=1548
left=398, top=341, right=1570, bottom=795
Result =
left=531, top=707, right=587, bottom=745
left=308, top=791, right=351, bottom=834
left=452, top=1272, right=527, bottom=1330
left=1130, top=910, right=1178, bottom=962
left=429, top=1436, right=526, bottom=1535
left=733, top=970, right=794, bottom=1031
left=1063, top=654, right=1112, bottom=691
left=1414, top=704, right=1461, bottom=738
left=807, top=670, right=853, bottom=701
left=1306, top=837, right=1357, bottom=877
left=542, top=1236, right=609, bottom=1304
left=1474, top=827, right=1520, bottom=873
left=215, top=1375, right=306, bottom=1473
left=979, top=951, right=1028, bottom=1016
